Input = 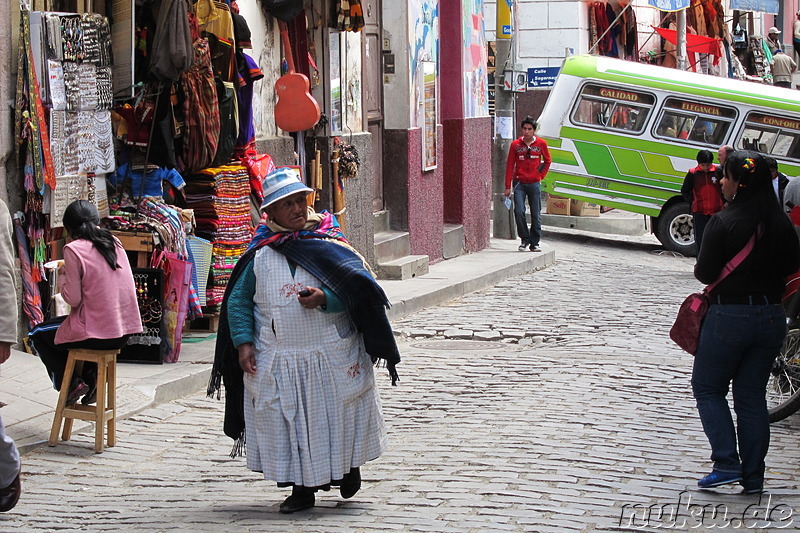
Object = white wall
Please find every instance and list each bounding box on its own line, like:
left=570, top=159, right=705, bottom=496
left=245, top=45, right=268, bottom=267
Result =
left=239, top=0, right=279, bottom=139
left=383, top=1, right=412, bottom=129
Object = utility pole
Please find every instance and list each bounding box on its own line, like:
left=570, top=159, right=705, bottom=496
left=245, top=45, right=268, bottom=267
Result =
left=677, top=8, right=688, bottom=71
left=492, top=0, right=516, bottom=240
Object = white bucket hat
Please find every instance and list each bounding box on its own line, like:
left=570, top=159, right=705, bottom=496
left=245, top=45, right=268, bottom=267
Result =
left=260, top=167, right=313, bottom=212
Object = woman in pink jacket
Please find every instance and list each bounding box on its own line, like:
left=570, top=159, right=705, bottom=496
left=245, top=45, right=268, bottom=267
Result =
left=30, top=200, right=142, bottom=404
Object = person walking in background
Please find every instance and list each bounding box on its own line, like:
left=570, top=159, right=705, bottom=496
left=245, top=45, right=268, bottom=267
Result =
left=770, top=49, right=796, bottom=88
left=716, top=145, right=734, bottom=179
left=504, top=116, right=551, bottom=253
left=765, top=156, right=790, bottom=205
left=794, top=12, right=800, bottom=64
left=210, top=168, right=399, bottom=514
left=0, top=199, right=21, bottom=512
left=766, top=27, right=782, bottom=56
left=691, top=151, right=800, bottom=494
left=29, top=200, right=142, bottom=405
left=682, top=149, right=723, bottom=254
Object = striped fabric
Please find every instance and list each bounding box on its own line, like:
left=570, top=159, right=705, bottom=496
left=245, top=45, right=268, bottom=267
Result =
left=181, top=38, right=220, bottom=173
left=184, top=164, right=253, bottom=309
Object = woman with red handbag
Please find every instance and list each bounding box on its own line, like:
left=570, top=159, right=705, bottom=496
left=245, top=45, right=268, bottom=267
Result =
left=691, top=151, right=800, bottom=494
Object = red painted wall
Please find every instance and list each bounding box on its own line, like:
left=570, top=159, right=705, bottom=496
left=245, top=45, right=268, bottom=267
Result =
left=407, top=126, right=444, bottom=263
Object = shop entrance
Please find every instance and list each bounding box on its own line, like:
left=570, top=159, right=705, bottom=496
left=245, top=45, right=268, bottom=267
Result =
left=362, top=0, right=384, bottom=212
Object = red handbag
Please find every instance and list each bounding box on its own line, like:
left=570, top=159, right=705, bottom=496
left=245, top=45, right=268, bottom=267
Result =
left=670, top=228, right=759, bottom=355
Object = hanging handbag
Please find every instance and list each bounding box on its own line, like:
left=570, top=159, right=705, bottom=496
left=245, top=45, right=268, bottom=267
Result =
left=151, top=249, right=194, bottom=363
left=670, top=227, right=759, bottom=355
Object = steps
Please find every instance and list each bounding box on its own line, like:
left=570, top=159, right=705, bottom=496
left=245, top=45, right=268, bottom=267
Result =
left=373, top=211, right=466, bottom=280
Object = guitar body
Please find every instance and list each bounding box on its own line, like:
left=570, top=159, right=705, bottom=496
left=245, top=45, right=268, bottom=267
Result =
left=274, top=71, right=321, bottom=132
left=275, top=21, right=321, bottom=132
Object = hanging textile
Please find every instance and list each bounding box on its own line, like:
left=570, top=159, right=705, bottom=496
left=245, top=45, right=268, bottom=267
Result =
left=12, top=213, right=43, bottom=328
left=180, top=37, right=221, bottom=172
left=15, top=9, right=56, bottom=192
left=621, top=6, right=638, bottom=60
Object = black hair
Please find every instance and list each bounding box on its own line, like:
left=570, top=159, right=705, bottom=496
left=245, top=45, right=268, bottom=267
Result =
left=696, top=149, right=713, bottom=164
left=521, top=116, right=537, bottom=130
left=62, top=200, right=121, bottom=270
left=764, top=156, right=779, bottom=170
left=723, top=150, right=794, bottom=258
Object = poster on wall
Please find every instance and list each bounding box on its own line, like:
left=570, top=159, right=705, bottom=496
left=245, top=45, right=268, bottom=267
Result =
left=422, top=61, right=437, bottom=171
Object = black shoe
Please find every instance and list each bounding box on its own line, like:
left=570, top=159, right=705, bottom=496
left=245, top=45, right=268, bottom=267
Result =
left=340, top=467, right=361, bottom=499
left=81, top=384, right=97, bottom=405
left=66, top=379, right=89, bottom=405
left=0, top=470, right=21, bottom=512
left=279, top=488, right=315, bottom=514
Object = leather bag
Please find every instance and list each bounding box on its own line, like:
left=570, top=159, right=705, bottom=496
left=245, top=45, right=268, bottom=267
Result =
left=670, top=228, right=759, bottom=355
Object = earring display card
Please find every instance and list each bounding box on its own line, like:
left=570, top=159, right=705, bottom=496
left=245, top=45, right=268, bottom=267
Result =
left=120, top=268, right=164, bottom=364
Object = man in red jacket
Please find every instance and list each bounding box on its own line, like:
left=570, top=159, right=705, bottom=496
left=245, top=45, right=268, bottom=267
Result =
left=681, top=149, right=723, bottom=254
left=504, top=117, right=551, bottom=252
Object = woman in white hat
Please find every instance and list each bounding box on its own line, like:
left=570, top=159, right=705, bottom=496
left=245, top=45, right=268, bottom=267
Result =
left=209, top=167, right=399, bottom=514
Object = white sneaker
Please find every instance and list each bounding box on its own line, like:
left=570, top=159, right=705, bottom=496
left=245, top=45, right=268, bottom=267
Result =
left=518, top=244, right=528, bottom=251
left=529, top=245, right=542, bottom=252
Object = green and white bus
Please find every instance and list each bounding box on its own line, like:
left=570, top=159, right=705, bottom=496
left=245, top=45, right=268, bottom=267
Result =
left=537, top=54, right=800, bottom=255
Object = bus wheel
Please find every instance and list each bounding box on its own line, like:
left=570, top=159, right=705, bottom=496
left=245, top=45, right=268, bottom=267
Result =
left=656, top=204, right=696, bottom=256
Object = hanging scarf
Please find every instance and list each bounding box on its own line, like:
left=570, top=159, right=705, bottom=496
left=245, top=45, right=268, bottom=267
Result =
left=208, top=209, right=399, bottom=455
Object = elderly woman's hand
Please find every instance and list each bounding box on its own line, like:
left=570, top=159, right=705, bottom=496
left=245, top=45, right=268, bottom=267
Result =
left=298, top=286, right=326, bottom=310
left=238, top=343, right=257, bottom=375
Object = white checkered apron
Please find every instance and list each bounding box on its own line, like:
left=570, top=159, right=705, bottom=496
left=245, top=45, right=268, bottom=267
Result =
left=243, top=247, right=387, bottom=487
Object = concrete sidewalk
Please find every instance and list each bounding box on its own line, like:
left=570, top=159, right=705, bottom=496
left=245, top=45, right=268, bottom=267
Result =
left=0, top=236, right=555, bottom=455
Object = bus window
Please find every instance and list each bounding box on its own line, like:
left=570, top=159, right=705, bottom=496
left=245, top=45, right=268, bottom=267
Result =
left=739, top=113, right=800, bottom=160
left=654, top=98, right=736, bottom=145
left=570, top=84, right=654, bottom=134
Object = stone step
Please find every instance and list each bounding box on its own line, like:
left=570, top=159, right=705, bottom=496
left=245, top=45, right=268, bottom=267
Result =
left=373, top=210, right=390, bottom=234
left=374, top=230, right=410, bottom=263
left=378, top=254, right=429, bottom=280
left=443, top=223, right=465, bottom=259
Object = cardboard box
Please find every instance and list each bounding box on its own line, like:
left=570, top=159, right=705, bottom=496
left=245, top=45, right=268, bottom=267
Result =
left=570, top=199, right=601, bottom=217
left=547, top=195, right=571, bottom=215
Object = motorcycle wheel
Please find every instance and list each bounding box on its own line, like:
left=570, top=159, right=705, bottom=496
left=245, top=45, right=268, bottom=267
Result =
left=768, top=328, right=800, bottom=423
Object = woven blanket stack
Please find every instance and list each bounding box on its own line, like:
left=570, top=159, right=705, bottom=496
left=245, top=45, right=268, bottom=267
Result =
left=184, top=164, right=253, bottom=312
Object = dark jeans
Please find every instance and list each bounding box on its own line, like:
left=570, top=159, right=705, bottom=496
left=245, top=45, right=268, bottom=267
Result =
left=29, top=316, right=130, bottom=391
left=691, top=304, right=785, bottom=490
left=692, top=212, right=712, bottom=254
left=513, top=181, right=542, bottom=247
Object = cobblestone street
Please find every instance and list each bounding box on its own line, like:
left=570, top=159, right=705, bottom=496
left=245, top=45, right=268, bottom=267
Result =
left=2, top=228, right=799, bottom=532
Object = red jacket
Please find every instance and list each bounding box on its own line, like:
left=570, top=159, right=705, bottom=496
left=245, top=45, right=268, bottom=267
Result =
left=505, top=136, right=552, bottom=189
left=681, top=164, right=723, bottom=215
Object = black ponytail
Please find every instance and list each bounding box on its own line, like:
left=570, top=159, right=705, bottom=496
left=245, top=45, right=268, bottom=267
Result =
left=62, top=200, right=121, bottom=270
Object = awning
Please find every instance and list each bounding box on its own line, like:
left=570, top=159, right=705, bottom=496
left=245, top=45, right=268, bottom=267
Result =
left=648, top=0, right=690, bottom=12
left=729, top=0, right=778, bottom=14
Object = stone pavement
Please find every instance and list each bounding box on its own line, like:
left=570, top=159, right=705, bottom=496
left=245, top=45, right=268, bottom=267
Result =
left=1, top=224, right=797, bottom=532
left=0, top=234, right=555, bottom=455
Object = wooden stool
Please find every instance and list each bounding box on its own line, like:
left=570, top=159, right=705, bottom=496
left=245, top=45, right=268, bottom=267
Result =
left=49, top=349, right=118, bottom=453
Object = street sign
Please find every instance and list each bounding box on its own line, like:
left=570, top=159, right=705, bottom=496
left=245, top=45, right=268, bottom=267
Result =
left=647, top=0, right=690, bottom=11
left=527, top=67, right=560, bottom=88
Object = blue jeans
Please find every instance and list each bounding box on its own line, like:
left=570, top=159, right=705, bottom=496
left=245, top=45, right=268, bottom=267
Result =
left=691, top=304, right=786, bottom=490
left=513, top=181, right=541, bottom=247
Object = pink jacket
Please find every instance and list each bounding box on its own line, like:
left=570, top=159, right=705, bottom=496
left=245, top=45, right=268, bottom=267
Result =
left=55, top=238, right=143, bottom=344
